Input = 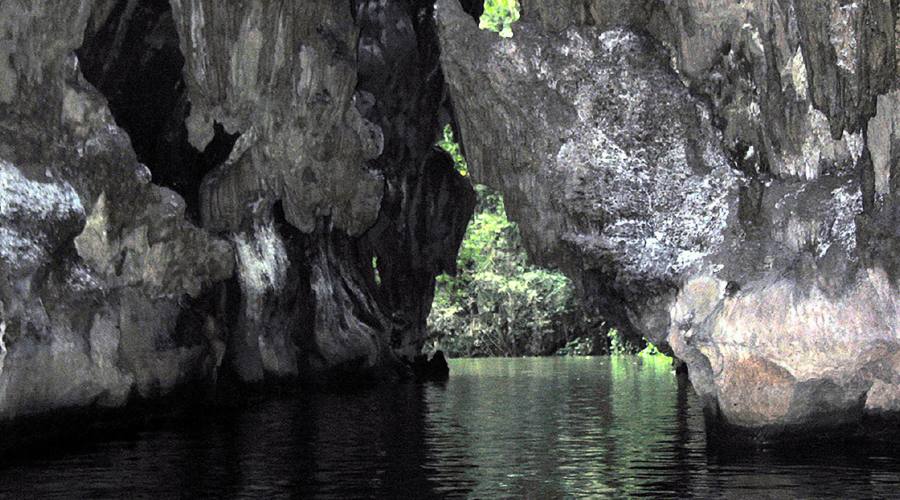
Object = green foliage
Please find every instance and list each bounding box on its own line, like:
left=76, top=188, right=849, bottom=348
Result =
left=427, top=188, right=581, bottom=356
left=638, top=341, right=673, bottom=362
left=607, top=327, right=628, bottom=355
left=556, top=336, right=594, bottom=356
left=428, top=127, right=583, bottom=356
left=558, top=327, right=640, bottom=357
left=429, top=125, right=654, bottom=358
left=371, top=256, right=381, bottom=286
left=479, top=0, right=520, bottom=38
left=438, top=125, right=468, bottom=177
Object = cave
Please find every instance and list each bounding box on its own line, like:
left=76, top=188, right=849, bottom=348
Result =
left=0, top=0, right=899, bottom=494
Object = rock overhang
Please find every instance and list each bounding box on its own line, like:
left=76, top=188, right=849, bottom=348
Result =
left=437, top=0, right=900, bottom=438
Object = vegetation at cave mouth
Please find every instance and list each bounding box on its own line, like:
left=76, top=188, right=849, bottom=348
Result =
left=479, top=0, right=520, bottom=38
left=428, top=126, right=606, bottom=357
left=428, top=3, right=673, bottom=360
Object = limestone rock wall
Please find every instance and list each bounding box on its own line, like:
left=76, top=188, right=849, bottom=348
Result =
left=438, top=0, right=899, bottom=438
left=0, top=2, right=234, bottom=420
left=0, top=0, right=473, bottom=420
left=3, top=0, right=896, bottom=441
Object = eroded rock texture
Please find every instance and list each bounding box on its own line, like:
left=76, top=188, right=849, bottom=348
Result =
left=0, top=0, right=472, bottom=420
left=172, top=0, right=474, bottom=381
left=2, top=0, right=896, bottom=442
left=438, top=0, right=899, bottom=437
left=0, top=2, right=234, bottom=420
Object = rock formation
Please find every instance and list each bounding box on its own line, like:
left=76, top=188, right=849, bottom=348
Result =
left=0, top=0, right=897, bottom=441
left=0, top=0, right=472, bottom=420
left=437, top=0, right=898, bottom=438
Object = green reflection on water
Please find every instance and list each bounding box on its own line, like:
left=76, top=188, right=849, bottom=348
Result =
left=426, top=356, right=687, bottom=498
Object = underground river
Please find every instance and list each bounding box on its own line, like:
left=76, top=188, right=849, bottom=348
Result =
left=1, top=357, right=899, bottom=498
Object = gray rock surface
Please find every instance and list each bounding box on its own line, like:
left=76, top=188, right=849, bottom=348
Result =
left=0, top=2, right=233, bottom=420
left=167, top=0, right=474, bottom=381
left=169, top=0, right=386, bottom=236
left=438, top=0, right=899, bottom=438
left=1, top=0, right=897, bottom=442
left=0, top=0, right=472, bottom=420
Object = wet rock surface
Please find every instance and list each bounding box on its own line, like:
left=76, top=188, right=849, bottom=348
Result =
left=438, top=0, right=899, bottom=438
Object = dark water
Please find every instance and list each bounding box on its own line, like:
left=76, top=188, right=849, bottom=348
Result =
left=2, top=357, right=900, bottom=498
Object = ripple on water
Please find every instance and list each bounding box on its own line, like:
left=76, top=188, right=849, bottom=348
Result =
left=0, top=356, right=899, bottom=498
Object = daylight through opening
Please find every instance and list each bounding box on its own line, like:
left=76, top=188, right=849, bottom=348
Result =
left=428, top=125, right=668, bottom=359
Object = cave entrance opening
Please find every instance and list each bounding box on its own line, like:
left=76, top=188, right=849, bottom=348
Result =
left=425, top=1, right=672, bottom=360
left=426, top=125, right=615, bottom=357
left=76, top=0, right=238, bottom=222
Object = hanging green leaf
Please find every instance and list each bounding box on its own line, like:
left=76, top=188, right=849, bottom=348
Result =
left=479, top=0, right=520, bottom=38
left=438, top=125, right=468, bottom=177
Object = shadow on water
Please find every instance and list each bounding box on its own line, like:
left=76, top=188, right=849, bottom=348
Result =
left=0, top=357, right=899, bottom=497
left=0, top=384, right=457, bottom=498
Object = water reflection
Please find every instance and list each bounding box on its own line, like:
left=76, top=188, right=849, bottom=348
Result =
left=422, top=356, right=706, bottom=497
left=0, top=357, right=898, bottom=498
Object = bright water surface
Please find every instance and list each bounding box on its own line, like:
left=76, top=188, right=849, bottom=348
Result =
left=1, top=356, right=900, bottom=498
